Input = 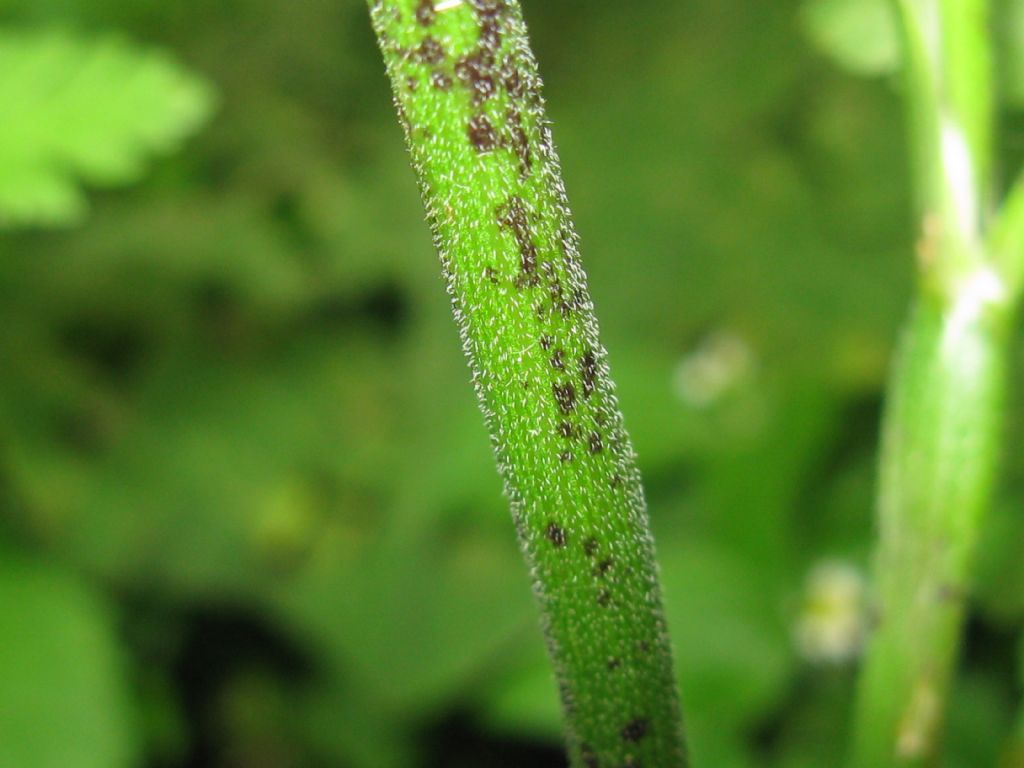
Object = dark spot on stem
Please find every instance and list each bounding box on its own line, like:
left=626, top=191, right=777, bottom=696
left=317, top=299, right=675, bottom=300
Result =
left=505, top=106, right=532, bottom=177
left=553, top=382, right=577, bottom=414
left=455, top=50, right=497, bottom=103
left=550, top=348, right=565, bottom=370
left=558, top=421, right=574, bottom=438
left=549, top=281, right=574, bottom=317
left=595, top=558, right=613, bottom=577
left=484, top=265, right=499, bottom=283
left=452, top=2, right=507, bottom=104
left=501, top=55, right=525, bottom=100
left=621, top=718, right=649, bottom=743
left=573, top=286, right=587, bottom=309
left=406, top=75, right=418, bottom=91
left=539, top=335, right=553, bottom=350
left=581, top=350, right=598, bottom=397
left=468, top=114, right=499, bottom=152
left=607, top=657, right=621, bottom=671
left=581, top=743, right=599, bottom=768
left=559, top=450, right=574, bottom=463
left=479, top=16, right=501, bottom=50
left=417, top=36, right=446, bottom=66
left=589, top=432, right=604, bottom=454
left=597, top=589, right=612, bottom=607
left=415, top=0, right=436, bottom=26
left=496, top=196, right=537, bottom=279
left=546, top=521, right=567, bottom=547
left=583, top=537, right=599, bottom=557
left=471, top=0, right=507, bottom=19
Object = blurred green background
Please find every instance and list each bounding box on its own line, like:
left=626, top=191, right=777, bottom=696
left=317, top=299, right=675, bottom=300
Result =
left=1, top=0, right=1023, bottom=766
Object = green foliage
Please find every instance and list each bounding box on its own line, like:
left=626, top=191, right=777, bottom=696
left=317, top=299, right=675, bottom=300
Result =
left=0, top=29, right=212, bottom=227
left=0, top=554, right=137, bottom=768
left=802, top=0, right=900, bottom=76
left=999, top=0, right=1024, bottom=108
left=0, top=0, right=1022, bottom=766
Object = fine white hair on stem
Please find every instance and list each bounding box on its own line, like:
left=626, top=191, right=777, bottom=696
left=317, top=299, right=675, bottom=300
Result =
left=434, top=0, right=463, bottom=12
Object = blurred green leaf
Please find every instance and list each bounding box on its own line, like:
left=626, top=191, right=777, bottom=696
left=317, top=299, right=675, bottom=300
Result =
left=0, top=554, right=137, bottom=768
left=662, top=535, right=794, bottom=763
left=999, top=0, right=1024, bottom=108
left=768, top=670, right=855, bottom=768
left=0, top=0, right=1015, bottom=764
left=801, top=0, right=900, bottom=76
left=0, top=29, right=213, bottom=228
left=944, top=673, right=1014, bottom=768
left=298, top=684, right=417, bottom=768
left=482, top=639, right=563, bottom=741
left=1019, top=634, right=1024, bottom=687
left=974, top=497, right=1024, bottom=623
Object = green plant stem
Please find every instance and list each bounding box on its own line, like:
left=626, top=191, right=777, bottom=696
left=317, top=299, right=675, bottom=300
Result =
left=364, top=2, right=688, bottom=766
left=850, top=0, right=1018, bottom=765
left=896, top=0, right=993, bottom=291
left=851, top=289, right=1011, bottom=767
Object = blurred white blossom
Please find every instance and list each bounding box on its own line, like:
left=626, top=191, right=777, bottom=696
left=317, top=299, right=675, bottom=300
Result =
left=796, top=560, right=868, bottom=664
left=673, top=330, right=755, bottom=408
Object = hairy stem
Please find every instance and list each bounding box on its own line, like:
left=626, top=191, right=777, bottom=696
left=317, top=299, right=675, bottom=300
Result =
left=851, top=289, right=1011, bottom=767
left=896, top=0, right=992, bottom=291
left=850, top=0, right=1018, bottom=764
left=364, top=2, right=688, bottom=766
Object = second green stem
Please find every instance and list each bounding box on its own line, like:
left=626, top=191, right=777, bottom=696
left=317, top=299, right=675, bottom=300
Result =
left=851, top=0, right=1017, bottom=764
left=851, top=285, right=1011, bottom=766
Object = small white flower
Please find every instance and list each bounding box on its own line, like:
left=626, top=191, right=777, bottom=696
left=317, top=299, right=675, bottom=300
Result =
left=672, top=330, right=754, bottom=408
left=795, top=560, right=868, bottom=664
